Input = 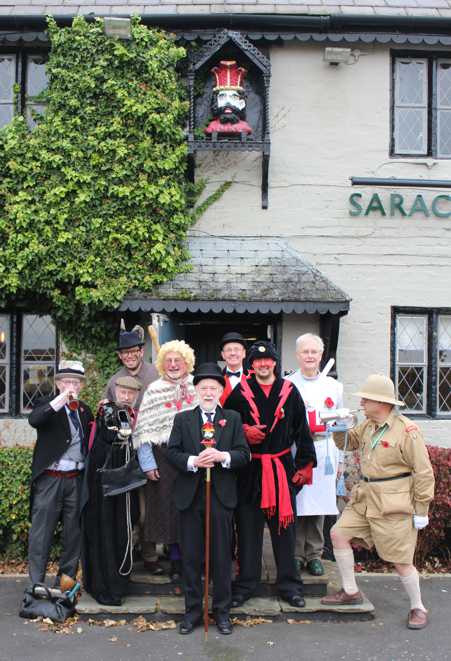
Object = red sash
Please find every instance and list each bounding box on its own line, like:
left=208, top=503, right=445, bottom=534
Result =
left=251, top=447, right=294, bottom=532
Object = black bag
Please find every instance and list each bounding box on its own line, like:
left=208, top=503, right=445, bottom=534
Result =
left=99, top=442, right=147, bottom=497
left=19, top=584, right=76, bottom=623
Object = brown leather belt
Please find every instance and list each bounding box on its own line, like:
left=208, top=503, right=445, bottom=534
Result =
left=361, top=472, right=411, bottom=483
left=44, top=469, right=81, bottom=479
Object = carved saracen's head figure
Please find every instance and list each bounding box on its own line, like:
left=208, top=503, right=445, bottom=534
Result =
left=205, top=60, right=252, bottom=136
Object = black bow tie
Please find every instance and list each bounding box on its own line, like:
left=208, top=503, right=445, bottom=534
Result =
left=226, top=370, right=241, bottom=378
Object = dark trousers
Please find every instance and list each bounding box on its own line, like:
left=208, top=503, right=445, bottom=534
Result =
left=179, top=487, right=234, bottom=623
left=28, top=473, right=81, bottom=585
left=234, top=495, right=304, bottom=601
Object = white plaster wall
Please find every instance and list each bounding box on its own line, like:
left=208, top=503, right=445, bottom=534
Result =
left=195, top=43, right=451, bottom=447
left=281, top=313, right=319, bottom=373
left=0, top=418, right=36, bottom=448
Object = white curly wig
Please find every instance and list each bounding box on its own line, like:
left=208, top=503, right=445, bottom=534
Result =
left=156, top=340, right=196, bottom=377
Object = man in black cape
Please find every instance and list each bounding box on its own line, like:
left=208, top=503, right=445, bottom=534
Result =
left=81, top=376, right=142, bottom=606
left=226, top=341, right=317, bottom=608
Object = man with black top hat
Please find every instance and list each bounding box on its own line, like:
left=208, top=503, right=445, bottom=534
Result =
left=167, top=362, right=249, bottom=635
left=28, top=360, right=93, bottom=586
left=226, top=341, right=317, bottom=609
left=104, top=325, right=158, bottom=410
left=219, top=331, right=249, bottom=406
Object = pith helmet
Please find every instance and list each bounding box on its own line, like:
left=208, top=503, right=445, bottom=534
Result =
left=354, top=374, right=404, bottom=406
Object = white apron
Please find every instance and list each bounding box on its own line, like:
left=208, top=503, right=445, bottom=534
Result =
left=287, top=371, right=343, bottom=516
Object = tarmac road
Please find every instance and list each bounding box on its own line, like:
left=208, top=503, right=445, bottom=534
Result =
left=1, top=574, right=450, bottom=661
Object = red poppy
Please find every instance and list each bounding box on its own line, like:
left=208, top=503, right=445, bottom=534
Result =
left=164, top=402, right=172, bottom=408
left=324, top=397, right=335, bottom=408
left=381, top=440, right=390, bottom=448
left=218, top=419, right=227, bottom=427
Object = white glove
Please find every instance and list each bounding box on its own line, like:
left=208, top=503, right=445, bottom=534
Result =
left=413, top=515, right=429, bottom=530
left=50, top=391, right=68, bottom=412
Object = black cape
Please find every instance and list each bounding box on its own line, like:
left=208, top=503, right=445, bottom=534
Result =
left=80, top=410, right=139, bottom=605
left=225, top=375, right=317, bottom=506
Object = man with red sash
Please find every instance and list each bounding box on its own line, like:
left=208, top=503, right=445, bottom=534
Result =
left=226, top=341, right=316, bottom=608
left=219, top=332, right=249, bottom=406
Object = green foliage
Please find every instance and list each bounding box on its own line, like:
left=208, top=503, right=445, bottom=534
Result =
left=0, top=16, right=192, bottom=320
left=0, top=447, right=33, bottom=558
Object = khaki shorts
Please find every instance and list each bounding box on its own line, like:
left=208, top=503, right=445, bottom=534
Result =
left=333, top=504, right=418, bottom=565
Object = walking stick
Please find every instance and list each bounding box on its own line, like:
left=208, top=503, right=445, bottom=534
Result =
left=201, top=421, right=216, bottom=642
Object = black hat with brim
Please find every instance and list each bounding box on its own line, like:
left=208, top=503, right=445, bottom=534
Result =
left=247, top=340, right=279, bottom=365
left=193, top=362, right=226, bottom=387
left=220, top=332, right=247, bottom=350
left=117, top=330, right=145, bottom=351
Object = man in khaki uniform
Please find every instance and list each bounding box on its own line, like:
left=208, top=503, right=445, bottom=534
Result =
left=321, top=374, right=434, bottom=630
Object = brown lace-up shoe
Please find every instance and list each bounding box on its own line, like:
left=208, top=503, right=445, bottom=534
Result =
left=321, top=589, right=363, bottom=606
left=407, top=608, right=428, bottom=629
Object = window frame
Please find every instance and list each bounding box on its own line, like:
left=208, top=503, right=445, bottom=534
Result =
left=391, top=50, right=451, bottom=159
left=0, top=47, right=49, bottom=130
left=0, top=312, right=59, bottom=418
left=391, top=306, right=451, bottom=419
left=0, top=314, right=11, bottom=414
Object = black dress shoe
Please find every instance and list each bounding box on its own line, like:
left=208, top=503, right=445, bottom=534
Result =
left=230, top=594, right=247, bottom=608
left=95, top=593, right=122, bottom=606
left=287, top=595, right=306, bottom=608
left=216, top=618, right=233, bottom=635
left=179, top=618, right=198, bottom=635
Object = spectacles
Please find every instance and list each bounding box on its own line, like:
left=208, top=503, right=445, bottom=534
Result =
left=119, top=349, right=141, bottom=357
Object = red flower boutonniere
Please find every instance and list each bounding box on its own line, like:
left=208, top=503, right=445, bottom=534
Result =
left=381, top=440, right=390, bottom=448
left=164, top=402, right=172, bottom=409
left=324, top=397, right=335, bottom=409
left=218, top=419, right=227, bottom=427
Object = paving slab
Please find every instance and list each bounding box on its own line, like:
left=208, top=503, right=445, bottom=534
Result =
left=279, top=593, right=375, bottom=615
left=231, top=597, right=281, bottom=616
left=76, top=593, right=158, bottom=615
left=157, top=596, right=185, bottom=614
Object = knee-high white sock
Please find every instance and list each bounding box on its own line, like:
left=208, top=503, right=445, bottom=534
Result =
left=334, top=548, right=358, bottom=594
left=399, top=569, right=426, bottom=612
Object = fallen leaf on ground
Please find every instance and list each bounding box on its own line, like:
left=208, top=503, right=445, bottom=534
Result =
left=131, top=616, right=177, bottom=632
left=36, top=614, right=79, bottom=634
left=88, top=618, right=126, bottom=628
left=231, top=617, right=272, bottom=627
left=287, top=619, right=313, bottom=625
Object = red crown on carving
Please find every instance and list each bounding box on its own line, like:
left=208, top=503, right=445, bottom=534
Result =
left=211, top=60, right=247, bottom=91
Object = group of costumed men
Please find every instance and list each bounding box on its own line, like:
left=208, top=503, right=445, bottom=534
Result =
left=26, top=327, right=435, bottom=634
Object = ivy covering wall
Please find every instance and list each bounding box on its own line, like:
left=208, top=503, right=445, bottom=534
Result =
left=0, top=17, right=196, bottom=403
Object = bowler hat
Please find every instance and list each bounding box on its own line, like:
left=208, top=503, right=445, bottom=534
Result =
left=117, top=329, right=144, bottom=351
left=247, top=340, right=279, bottom=365
left=354, top=374, right=404, bottom=406
left=193, top=362, right=226, bottom=387
left=220, top=332, right=247, bottom=350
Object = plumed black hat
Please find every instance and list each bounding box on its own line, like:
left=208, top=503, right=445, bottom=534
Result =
left=193, top=362, right=226, bottom=387
left=220, top=332, right=247, bottom=350
left=247, top=340, right=279, bottom=365
left=117, top=328, right=145, bottom=351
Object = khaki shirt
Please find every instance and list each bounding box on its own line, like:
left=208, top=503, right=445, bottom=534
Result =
left=333, top=411, right=434, bottom=517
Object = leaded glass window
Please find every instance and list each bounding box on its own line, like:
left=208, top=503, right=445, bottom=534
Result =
left=0, top=55, right=15, bottom=128
left=21, top=315, right=56, bottom=413
left=0, top=314, right=10, bottom=413
left=25, top=55, right=48, bottom=128
left=392, top=53, right=451, bottom=158
left=395, top=314, right=427, bottom=413
left=394, top=59, right=428, bottom=155
left=438, top=315, right=451, bottom=415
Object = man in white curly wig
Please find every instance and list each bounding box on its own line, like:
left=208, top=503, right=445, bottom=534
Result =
left=134, top=340, right=198, bottom=582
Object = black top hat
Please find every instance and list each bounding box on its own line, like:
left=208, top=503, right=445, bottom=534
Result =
left=220, top=332, right=247, bottom=350
left=193, top=362, right=226, bottom=387
left=117, top=329, right=145, bottom=351
left=247, top=340, right=279, bottom=365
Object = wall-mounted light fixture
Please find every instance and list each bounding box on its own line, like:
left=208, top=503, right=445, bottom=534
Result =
left=324, top=47, right=353, bottom=66
left=0, top=329, right=5, bottom=344
left=103, top=17, right=132, bottom=40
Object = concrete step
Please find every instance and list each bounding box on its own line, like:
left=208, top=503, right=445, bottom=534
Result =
left=76, top=591, right=374, bottom=620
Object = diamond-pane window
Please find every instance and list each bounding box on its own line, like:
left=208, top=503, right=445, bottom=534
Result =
left=438, top=315, right=451, bottom=414
left=0, top=55, right=15, bottom=129
left=395, top=315, right=427, bottom=414
left=0, top=314, right=10, bottom=413
left=21, top=315, right=57, bottom=413
left=25, top=55, right=48, bottom=128
left=394, top=59, right=428, bottom=155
